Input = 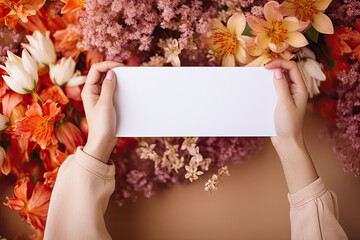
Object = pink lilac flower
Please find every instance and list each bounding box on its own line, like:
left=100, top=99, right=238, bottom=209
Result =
left=0, top=25, right=22, bottom=64
left=326, top=0, right=360, bottom=28
left=321, top=62, right=360, bottom=175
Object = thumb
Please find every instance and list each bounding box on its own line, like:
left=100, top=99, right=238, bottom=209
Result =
left=273, top=69, right=292, bottom=104
left=99, top=70, right=116, bottom=105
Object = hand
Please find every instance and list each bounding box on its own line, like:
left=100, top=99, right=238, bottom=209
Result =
left=265, top=59, right=308, bottom=149
left=81, top=61, right=122, bottom=163
left=265, top=59, right=318, bottom=193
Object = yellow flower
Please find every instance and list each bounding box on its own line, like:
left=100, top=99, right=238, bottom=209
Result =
left=277, top=0, right=334, bottom=34
left=201, top=12, right=253, bottom=66
left=247, top=1, right=309, bottom=53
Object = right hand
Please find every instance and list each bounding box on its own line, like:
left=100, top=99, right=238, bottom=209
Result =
left=264, top=59, right=309, bottom=149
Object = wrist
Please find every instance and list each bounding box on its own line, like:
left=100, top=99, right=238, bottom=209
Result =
left=83, top=137, right=117, bottom=164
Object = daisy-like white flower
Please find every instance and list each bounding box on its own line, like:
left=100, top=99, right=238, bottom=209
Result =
left=159, top=38, right=181, bottom=67
left=205, top=174, right=219, bottom=192
left=181, top=137, right=199, bottom=151
left=185, top=165, right=204, bottom=182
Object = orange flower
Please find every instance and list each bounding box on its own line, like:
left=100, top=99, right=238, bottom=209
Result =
left=4, top=177, right=52, bottom=230
left=44, top=167, right=59, bottom=188
left=53, top=12, right=82, bottom=59
left=40, top=85, right=69, bottom=106
left=247, top=1, right=308, bottom=53
left=14, top=100, right=65, bottom=149
left=60, top=0, right=85, bottom=14
left=55, top=122, right=85, bottom=154
left=1, top=0, right=46, bottom=29
left=277, top=0, right=334, bottom=34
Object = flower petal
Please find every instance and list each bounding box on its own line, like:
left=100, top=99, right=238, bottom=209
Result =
left=208, top=19, right=228, bottom=32
left=21, top=49, right=38, bottom=85
left=313, top=0, right=332, bottom=11
left=277, top=1, right=297, bottom=16
left=234, top=45, right=247, bottom=64
left=246, top=53, right=271, bottom=67
left=247, top=16, right=267, bottom=34
left=227, top=12, right=246, bottom=36
left=303, top=59, right=326, bottom=80
left=2, top=75, right=27, bottom=94
left=269, top=41, right=288, bottom=53
left=311, top=12, right=334, bottom=34
left=285, top=31, right=308, bottom=48
left=282, top=17, right=304, bottom=31
left=256, top=32, right=271, bottom=49
left=222, top=54, right=235, bottom=66
left=264, top=1, right=283, bottom=22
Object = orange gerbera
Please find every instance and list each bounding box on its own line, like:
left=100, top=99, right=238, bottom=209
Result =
left=14, top=100, right=65, bottom=149
left=4, top=177, right=52, bottom=230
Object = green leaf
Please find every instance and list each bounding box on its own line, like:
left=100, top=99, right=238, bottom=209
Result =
left=243, top=22, right=255, bottom=37
left=305, top=26, right=320, bottom=43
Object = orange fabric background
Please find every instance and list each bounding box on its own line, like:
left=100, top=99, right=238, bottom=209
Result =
left=1, top=111, right=360, bottom=239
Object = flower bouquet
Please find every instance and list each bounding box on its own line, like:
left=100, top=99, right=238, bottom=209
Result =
left=0, top=0, right=359, bottom=238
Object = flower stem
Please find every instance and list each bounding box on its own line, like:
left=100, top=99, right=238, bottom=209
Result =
left=3, top=0, right=17, bottom=12
left=33, top=91, right=45, bottom=104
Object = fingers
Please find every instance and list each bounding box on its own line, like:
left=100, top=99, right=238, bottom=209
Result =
left=273, top=69, right=292, bottom=104
left=84, top=61, right=122, bottom=88
left=99, top=70, right=116, bottom=105
left=265, top=59, right=308, bottom=109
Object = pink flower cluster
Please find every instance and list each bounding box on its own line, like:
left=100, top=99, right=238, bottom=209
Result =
left=322, top=62, right=360, bottom=175
left=76, top=0, right=218, bottom=62
left=327, top=0, right=360, bottom=28
left=0, top=25, right=22, bottom=64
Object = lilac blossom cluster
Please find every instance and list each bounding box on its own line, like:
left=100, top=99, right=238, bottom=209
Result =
left=76, top=0, right=218, bottom=62
left=327, top=0, right=360, bottom=28
left=321, top=62, right=360, bottom=175
left=0, top=25, right=22, bottom=64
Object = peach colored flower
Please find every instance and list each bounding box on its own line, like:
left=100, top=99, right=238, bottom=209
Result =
left=277, top=0, right=334, bottom=34
left=53, top=12, right=82, bottom=59
left=247, top=1, right=308, bottom=53
left=185, top=164, right=203, bottom=182
left=14, top=100, right=65, bottom=149
left=0, top=113, right=9, bottom=132
left=44, top=167, right=59, bottom=188
left=55, top=122, right=85, bottom=154
left=201, top=12, right=254, bottom=66
left=4, top=177, right=51, bottom=230
left=60, top=0, right=85, bottom=14
left=246, top=48, right=294, bottom=66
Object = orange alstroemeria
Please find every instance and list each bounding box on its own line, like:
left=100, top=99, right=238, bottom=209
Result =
left=55, top=122, right=85, bottom=154
left=277, top=0, right=334, bottom=34
left=247, top=1, right=308, bottom=53
left=14, top=100, right=65, bottom=150
left=1, top=0, right=46, bottom=29
left=4, top=177, right=52, bottom=230
left=201, top=12, right=254, bottom=66
left=60, top=0, right=85, bottom=14
left=40, top=85, right=69, bottom=106
left=43, top=149, right=68, bottom=188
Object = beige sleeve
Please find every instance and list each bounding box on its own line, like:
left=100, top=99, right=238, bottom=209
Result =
left=44, top=147, right=115, bottom=240
left=288, top=177, right=348, bottom=240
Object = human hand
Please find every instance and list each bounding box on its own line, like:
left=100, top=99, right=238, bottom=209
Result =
left=265, top=59, right=318, bottom=193
left=82, top=61, right=122, bottom=163
left=265, top=59, right=308, bottom=150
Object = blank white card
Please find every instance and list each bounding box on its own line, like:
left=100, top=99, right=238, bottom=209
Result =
left=113, top=67, right=277, bottom=137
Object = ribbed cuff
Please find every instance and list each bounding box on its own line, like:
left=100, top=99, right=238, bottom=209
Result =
left=288, top=177, right=327, bottom=208
left=74, top=146, right=115, bottom=180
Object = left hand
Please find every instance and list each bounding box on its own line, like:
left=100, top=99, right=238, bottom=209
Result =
left=81, top=61, right=122, bottom=163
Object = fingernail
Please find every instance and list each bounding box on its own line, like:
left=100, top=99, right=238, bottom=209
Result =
left=105, top=70, right=114, bottom=80
left=274, top=69, right=283, bottom=79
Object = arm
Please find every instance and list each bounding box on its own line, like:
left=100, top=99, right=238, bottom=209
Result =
left=44, top=61, right=122, bottom=239
left=265, top=60, right=347, bottom=239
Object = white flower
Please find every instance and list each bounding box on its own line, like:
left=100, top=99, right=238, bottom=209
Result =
left=0, top=50, right=38, bottom=94
left=22, top=30, right=57, bottom=67
left=185, top=165, right=203, bottom=182
left=0, top=113, right=9, bottom=132
left=49, top=58, right=86, bottom=87
left=0, top=146, right=5, bottom=169
left=159, top=38, right=181, bottom=67
left=297, top=47, right=326, bottom=98
left=204, top=174, right=219, bottom=191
